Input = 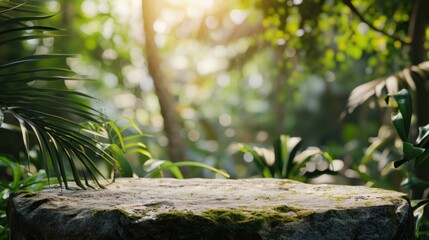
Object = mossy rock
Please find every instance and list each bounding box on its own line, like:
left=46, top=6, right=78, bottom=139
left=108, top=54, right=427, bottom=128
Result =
left=8, top=178, right=414, bottom=239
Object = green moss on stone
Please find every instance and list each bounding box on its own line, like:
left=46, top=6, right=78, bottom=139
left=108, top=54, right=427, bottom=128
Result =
left=274, top=205, right=294, bottom=213
left=277, top=180, right=294, bottom=186
left=150, top=208, right=300, bottom=240
left=273, top=205, right=315, bottom=218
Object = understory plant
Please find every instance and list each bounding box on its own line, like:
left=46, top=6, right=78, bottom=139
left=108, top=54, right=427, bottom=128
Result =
left=87, top=117, right=229, bottom=179
left=0, top=2, right=229, bottom=238
left=238, top=134, right=335, bottom=182
left=0, top=3, right=116, bottom=235
left=0, top=1, right=116, bottom=189
left=0, top=154, right=53, bottom=239
left=385, top=89, right=429, bottom=238
left=0, top=0, right=229, bottom=185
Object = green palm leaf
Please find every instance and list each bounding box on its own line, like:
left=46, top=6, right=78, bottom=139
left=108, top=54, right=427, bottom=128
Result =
left=0, top=1, right=113, bottom=188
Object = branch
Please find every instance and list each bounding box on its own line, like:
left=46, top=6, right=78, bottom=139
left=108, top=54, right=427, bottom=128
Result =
left=343, top=0, right=411, bottom=45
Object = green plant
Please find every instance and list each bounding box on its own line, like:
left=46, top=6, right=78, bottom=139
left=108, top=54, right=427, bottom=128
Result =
left=86, top=117, right=230, bottom=179
left=85, top=117, right=152, bottom=178
left=143, top=159, right=230, bottom=179
left=385, top=89, right=429, bottom=238
left=0, top=154, right=52, bottom=239
left=238, top=135, right=335, bottom=181
left=0, top=1, right=114, bottom=189
left=386, top=89, right=428, bottom=169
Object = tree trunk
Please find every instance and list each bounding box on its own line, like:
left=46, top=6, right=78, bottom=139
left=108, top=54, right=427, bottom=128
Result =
left=408, top=0, right=429, bottom=199
left=142, top=0, right=186, bottom=162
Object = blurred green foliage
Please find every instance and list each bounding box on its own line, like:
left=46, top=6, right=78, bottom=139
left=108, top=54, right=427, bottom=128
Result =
left=2, top=0, right=427, bottom=186
left=238, top=134, right=335, bottom=181
left=385, top=89, right=429, bottom=237
left=1, top=0, right=429, bottom=237
left=0, top=155, right=53, bottom=239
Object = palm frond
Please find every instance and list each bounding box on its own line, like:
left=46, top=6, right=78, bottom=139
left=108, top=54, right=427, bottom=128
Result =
left=347, top=61, right=429, bottom=113
left=0, top=2, right=113, bottom=188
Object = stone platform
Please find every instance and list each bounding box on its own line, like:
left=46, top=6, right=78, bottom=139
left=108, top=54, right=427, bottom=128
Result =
left=8, top=178, right=414, bottom=239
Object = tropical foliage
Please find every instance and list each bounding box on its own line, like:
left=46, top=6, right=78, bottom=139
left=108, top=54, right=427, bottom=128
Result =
left=1, top=0, right=429, bottom=238
left=46, top=0, right=427, bottom=186
left=0, top=1, right=115, bottom=189
left=385, top=89, right=429, bottom=237
left=238, top=134, right=335, bottom=181
left=0, top=154, right=52, bottom=239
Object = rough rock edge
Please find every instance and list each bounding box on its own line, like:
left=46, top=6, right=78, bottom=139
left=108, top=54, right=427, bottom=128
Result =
left=8, top=179, right=415, bottom=240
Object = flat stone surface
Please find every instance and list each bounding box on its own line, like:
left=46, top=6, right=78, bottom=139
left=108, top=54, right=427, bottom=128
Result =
left=8, top=178, right=414, bottom=240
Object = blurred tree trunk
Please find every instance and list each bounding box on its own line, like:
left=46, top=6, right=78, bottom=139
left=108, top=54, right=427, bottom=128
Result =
left=142, top=0, right=186, bottom=162
left=408, top=0, right=429, bottom=199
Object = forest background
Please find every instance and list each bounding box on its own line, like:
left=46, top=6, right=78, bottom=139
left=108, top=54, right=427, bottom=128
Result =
left=2, top=0, right=429, bottom=237
left=1, top=0, right=429, bottom=212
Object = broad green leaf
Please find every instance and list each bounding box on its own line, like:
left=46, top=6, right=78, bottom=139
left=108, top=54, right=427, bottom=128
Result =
left=145, top=161, right=230, bottom=179
left=106, top=121, right=125, bottom=149
left=386, top=89, right=412, bottom=140
left=391, top=112, right=407, bottom=141
left=18, top=170, right=51, bottom=191
left=109, top=144, right=133, bottom=177
left=143, top=160, right=183, bottom=178
left=322, top=152, right=334, bottom=165
left=143, top=159, right=166, bottom=172
left=417, top=124, right=429, bottom=147
left=261, top=168, right=274, bottom=178
left=238, top=145, right=272, bottom=178
left=124, top=142, right=148, bottom=150
left=124, top=148, right=152, bottom=159
left=273, top=136, right=285, bottom=177
left=362, top=137, right=389, bottom=165
left=160, top=161, right=184, bottom=179
left=123, top=135, right=146, bottom=142
left=123, top=116, right=144, bottom=135
left=285, top=137, right=302, bottom=178
left=393, top=141, right=424, bottom=168
left=403, top=142, right=424, bottom=160
left=273, top=135, right=302, bottom=178
left=0, top=155, right=21, bottom=189
left=289, top=148, right=324, bottom=177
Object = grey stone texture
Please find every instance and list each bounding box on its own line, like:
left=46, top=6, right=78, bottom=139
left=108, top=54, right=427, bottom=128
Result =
left=8, top=178, right=414, bottom=239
